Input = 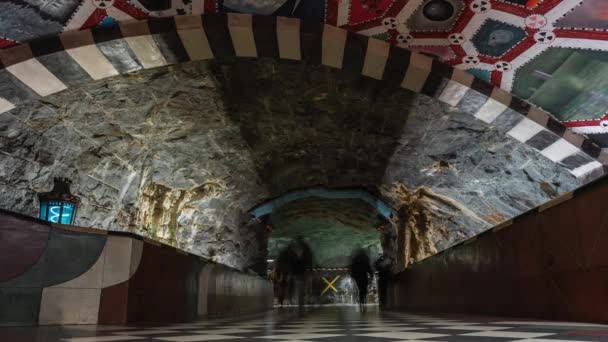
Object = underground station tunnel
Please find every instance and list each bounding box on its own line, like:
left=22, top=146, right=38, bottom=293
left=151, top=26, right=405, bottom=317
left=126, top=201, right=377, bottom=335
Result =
left=1, top=1, right=608, bottom=341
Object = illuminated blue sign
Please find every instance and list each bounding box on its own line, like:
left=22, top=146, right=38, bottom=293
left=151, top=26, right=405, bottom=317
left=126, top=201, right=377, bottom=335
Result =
left=39, top=201, right=77, bottom=225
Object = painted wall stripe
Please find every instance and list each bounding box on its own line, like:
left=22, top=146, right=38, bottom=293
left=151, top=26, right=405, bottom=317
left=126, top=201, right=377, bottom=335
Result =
left=401, top=53, right=432, bottom=93
left=148, top=18, right=190, bottom=65
left=276, top=16, right=301, bottom=60
left=300, top=21, right=323, bottom=65
left=60, top=31, right=118, bottom=80
left=0, top=45, right=66, bottom=96
left=507, top=117, right=545, bottom=143
left=125, top=36, right=167, bottom=69
left=562, top=129, right=585, bottom=148
left=342, top=32, right=368, bottom=74
left=252, top=15, right=279, bottom=58
left=490, top=87, right=512, bottom=106
left=35, top=52, right=93, bottom=87
left=571, top=161, right=604, bottom=179
left=526, top=106, right=550, bottom=127
left=362, top=38, right=389, bottom=80
left=95, top=39, right=143, bottom=74
left=0, top=97, right=15, bottom=114
left=120, top=22, right=167, bottom=69
left=202, top=14, right=235, bottom=60
left=382, top=46, right=410, bottom=89
left=175, top=15, right=213, bottom=61
left=6, top=59, right=67, bottom=96
left=321, top=25, right=347, bottom=69
left=227, top=14, right=257, bottom=58
left=452, top=68, right=474, bottom=88
left=474, top=98, right=507, bottom=124
left=527, top=130, right=560, bottom=151
left=493, top=109, right=523, bottom=133
left=438, top=80, right=469, bottom=106
left=0, top=70, right=40, bottom=105
left=541, top=138, right=579, bottom=162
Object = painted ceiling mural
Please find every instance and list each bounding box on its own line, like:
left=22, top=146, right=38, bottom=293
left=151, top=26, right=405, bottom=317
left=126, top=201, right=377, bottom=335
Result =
left=1, top=0, right=607, bottom=145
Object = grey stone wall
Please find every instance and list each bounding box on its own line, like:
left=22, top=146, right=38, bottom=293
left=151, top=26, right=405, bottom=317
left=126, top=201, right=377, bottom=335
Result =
left=0, top=59, right=579, bottom=270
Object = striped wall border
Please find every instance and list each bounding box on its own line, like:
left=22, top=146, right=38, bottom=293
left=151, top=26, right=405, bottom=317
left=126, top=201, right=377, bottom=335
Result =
left=0, top=13, right=605, bottom=181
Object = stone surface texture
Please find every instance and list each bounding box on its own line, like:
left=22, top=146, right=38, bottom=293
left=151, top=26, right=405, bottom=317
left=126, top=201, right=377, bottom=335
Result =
left=0, top=59, right=578, bottom=270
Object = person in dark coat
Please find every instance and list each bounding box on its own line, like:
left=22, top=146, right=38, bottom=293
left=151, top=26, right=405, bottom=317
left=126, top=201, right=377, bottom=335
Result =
left=350, top=249, right=374, bottom=312
left=374, top=254, right=391, bottom=309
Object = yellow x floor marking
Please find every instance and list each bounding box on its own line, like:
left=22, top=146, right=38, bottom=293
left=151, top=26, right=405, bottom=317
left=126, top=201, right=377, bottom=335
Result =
left=321, top=275, right=340, bottom=295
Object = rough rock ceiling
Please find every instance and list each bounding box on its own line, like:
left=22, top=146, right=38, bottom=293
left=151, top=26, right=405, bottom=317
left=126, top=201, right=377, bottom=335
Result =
left=0, top=58, right=580, bottom=269
left=1, top=0, right=607, bottom=146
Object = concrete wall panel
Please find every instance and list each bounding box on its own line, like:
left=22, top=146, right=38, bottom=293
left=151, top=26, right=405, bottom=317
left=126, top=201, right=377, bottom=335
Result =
left=0, top=288, right=42, bottom=326
left=197, top=264, right=215, bottom=316
left=0, top=214, right=49, bottom=282
left=39, top=288, right=101, bottom=325
left=42, top=229, right=106, bottom=287
left=388, top=178, right=608, bottom=323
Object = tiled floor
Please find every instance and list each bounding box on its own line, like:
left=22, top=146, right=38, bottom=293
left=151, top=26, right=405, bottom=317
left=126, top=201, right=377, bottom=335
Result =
left=2, top=306, right=608, bottom=342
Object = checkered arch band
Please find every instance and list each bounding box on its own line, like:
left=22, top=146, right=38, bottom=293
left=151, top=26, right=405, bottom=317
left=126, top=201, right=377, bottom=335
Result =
left=0, top=13, right=604, bottom=181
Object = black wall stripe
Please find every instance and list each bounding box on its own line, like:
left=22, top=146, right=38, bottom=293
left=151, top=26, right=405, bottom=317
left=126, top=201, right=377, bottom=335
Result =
left=202, top=14, right=235, bottom=61
left=581, top=139, right=602, bottom=158
left=419, top=60, right=451, bottom=97
left=252, top=15, right=278, bottom=58
left=36, top=52, right=92, bottom=87
left=91, top=25, right=124, bottom=44
left=470, top=78, right=493, bottom=97
left=147, top=18, right=189, bottom=64
left=561, top=152, right=594, bottom=170
left=492, top=109, right=522, bottom=133
left=148, top=17, right=177, bottom=34
left=526, top=130, right=559, bottom=151
left=96, top=40, right=143, bottom=74
left=300, top=20, right=323, bottom=65
left=342, top=32, right=368, bottom=75
left=29, top=36, right=65, bottom=57
left=151, top=31, right=190, bottom=64
left=455, top=90, right=487, bottom=115
left=0, top=70, right=40, bottom=104
left=382, top=46, right=410, bottom=88
left=510, top=97, right=530, bottom=116
left=545, top=117, right=566, bottom=136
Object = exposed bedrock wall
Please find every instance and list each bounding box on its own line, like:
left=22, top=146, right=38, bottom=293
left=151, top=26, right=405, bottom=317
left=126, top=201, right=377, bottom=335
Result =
left=0, top=209, right=273, bottom=326
left=385, top=176, right=608, bottom=323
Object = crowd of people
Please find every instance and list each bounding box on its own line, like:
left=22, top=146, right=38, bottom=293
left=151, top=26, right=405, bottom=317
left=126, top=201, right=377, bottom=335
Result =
left=269, top=238, right=391, bottom=309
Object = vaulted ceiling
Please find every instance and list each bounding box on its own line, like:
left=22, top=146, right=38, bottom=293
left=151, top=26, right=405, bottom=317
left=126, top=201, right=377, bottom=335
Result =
left=1, top=0, right=607, bottom=146
left=0, top=58, right=582, bottom=269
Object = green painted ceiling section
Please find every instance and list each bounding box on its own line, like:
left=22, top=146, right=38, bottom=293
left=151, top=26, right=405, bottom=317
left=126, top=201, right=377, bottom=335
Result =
left=267, top=198, right=384, bottom=268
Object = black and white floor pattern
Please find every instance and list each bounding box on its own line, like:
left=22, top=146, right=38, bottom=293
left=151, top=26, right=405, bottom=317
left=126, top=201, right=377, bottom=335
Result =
left=2, top=306, right=608, bottom=342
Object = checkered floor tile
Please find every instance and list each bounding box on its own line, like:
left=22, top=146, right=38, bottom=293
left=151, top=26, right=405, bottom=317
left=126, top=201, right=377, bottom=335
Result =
left=1, top=306, right=608, bottom=342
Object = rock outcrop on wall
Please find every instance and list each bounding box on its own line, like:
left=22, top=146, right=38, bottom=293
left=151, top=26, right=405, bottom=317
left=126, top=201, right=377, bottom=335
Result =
left=0, top=59, right=579, bottom=270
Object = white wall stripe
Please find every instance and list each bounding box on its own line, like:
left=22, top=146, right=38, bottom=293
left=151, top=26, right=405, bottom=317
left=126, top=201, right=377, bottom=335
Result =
left=553, top=37, right=608, bottom=52
left=0, top=97, right=15, bottom=114
left=7, top=59, right=67, bottom=96
left=541, top=138, right=579, bottom=162
left=411, top=38, right=449, bottom=46
left=572, top=126, right=608, bottom=135
left=396, top=0, right=424, bottom=22
left=65, top=45, right=119, bottom=80
left=124, top=36, right=168, bottom=69
left=571, top=161, right=604, bottom=179
left=474, top=98, right=507, bottom=124
left=507, top=117, right=545, bottom=143
left=337, top=0, right=350, bottom=26
left=438, top=80, right=469, bottom=106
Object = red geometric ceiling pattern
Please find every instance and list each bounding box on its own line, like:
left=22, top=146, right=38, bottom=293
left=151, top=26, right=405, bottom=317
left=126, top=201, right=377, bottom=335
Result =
left=1, top=0, right=607, bottom=140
